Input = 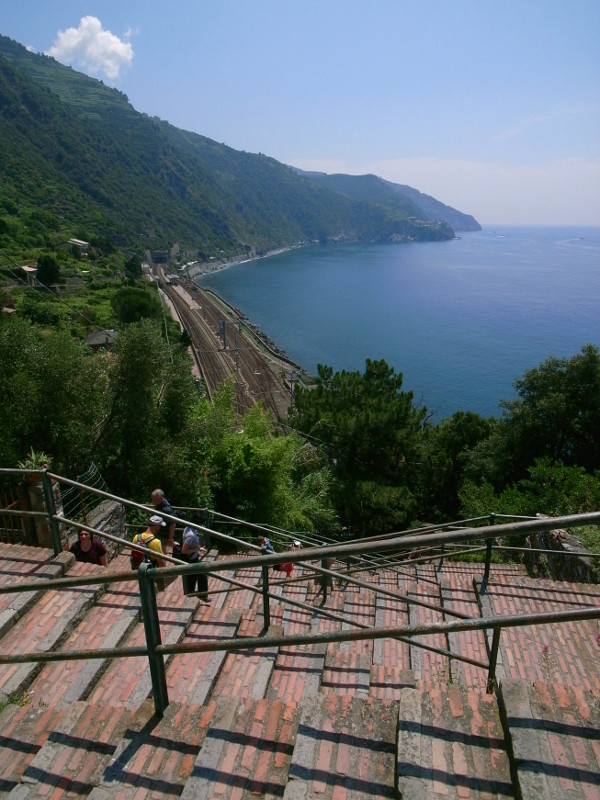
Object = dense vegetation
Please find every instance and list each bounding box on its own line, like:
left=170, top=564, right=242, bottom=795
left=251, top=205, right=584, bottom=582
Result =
left=2, top=285, right=598, bottom=552
left=289, top=347, right=600, bottom=540
left=0, top=33, right=597, bottom=558
left=0, top=313, right=338, bottom=536
left=294, top=171, right=482, bottom=233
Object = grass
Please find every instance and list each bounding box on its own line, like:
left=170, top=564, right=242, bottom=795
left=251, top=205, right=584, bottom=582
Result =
left=0, top=691, right=30, bottom=714
left=569, top=525, right=600, bottom=555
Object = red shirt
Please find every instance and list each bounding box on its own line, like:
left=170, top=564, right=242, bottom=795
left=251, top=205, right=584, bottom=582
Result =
left=70, top=538, right=107, bottom=565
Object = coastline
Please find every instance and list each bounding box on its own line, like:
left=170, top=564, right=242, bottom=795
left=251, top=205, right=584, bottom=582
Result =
left=181, top=245, right=308, bottom=373
left=174, top=227, right=600, bottom=420
left=184, top=244, right=306, bottom=282
left=201, top=285, right=305, bottom=374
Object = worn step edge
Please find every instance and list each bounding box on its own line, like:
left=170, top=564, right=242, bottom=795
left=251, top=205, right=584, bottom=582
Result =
left=180, top=608, right=243, bottom=707
left=0, top=552, right=76, bottom=640
left=288, top=694, right=399, bottom=799
left=178, top=696, right=243, bottom=800
left=0, top=578, right=107, bottom=702
left=498, top=678, right=553, bottom=800
left=7, top=700, right=141, bottom=800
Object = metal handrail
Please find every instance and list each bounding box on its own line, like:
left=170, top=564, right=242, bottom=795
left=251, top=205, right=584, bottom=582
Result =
left=1, top=465, right=599, bottom=715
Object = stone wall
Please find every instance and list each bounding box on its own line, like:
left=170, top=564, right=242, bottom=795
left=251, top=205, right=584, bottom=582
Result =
left=17, top=479, right=64, bottom=547
left=526, top=517, right=598, bottom=584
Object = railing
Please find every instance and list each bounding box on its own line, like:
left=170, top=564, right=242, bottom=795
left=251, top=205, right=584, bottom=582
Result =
left=60, top=463, right=108, bottom=524
left=0, top=466, right=599, bottom=716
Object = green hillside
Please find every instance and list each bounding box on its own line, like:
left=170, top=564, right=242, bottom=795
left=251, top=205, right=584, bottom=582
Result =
left=0, top=34, right=470, bottom=263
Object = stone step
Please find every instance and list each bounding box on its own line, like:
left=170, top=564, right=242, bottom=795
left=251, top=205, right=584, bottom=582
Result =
left=14, top=555, right=140, bottom=712
left=321, top=648, right=372, bottom=696
left=16, top=676, right=595, bottom=800
left=210, top=622, right=282, bottom=702
left=287, top=693, right=399, bottom=799
left=407, top=580, right=449, bottom=687
left=166, top=607, right=242, bottom=707
left=84, top=575, right=199, bottom=710
left=439, top=572, right=490, bottom=691
left=0, top=697, right=67, bottom=796
left=0, top=560, right=107, bottom=702
left=181, top=696, right=300, bottom=800
left=371, top=665, right=417, bottom=702
left=0, top=539, right=598, bottom=799
left=0, top=544, right=60, bottom=591
left=269, top=640, right=328, bottom=704
left=397, top=683, right=515, bottom=799
left=499, top=678, right=600, bottom=800
left=223, top=557, right=264, bottom=610
left=373, top=579, right=411, bottom=675
left=477, top=575, right=600, bottom=693
left=338, top=584, right=376, bottom=654
left=0, top=547, right=74, bottom=639
left=88, top=700, right=207, bottom=800
left=5, top=700, right=141, bottom=799
left=267, top=583, right=326, bottom=704
left=0, top=684, right=516, bottom=800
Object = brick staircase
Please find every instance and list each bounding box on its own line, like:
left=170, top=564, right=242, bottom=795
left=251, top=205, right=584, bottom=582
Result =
left=0, top=542, right=598, bottom=799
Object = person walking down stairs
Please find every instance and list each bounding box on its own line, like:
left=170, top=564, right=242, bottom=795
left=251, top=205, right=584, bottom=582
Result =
left=180, top=522, right=211, bottom=603
left=132, top=515, right=167, bottom=590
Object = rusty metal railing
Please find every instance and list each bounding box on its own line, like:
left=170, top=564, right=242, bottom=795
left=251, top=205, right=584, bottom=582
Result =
left=0, top=465, right=599, bottom=715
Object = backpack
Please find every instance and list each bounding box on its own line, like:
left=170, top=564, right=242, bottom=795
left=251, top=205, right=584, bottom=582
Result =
left=130, top=534, right=156, bottom=570
left=180, top=526, right=201, bottom=563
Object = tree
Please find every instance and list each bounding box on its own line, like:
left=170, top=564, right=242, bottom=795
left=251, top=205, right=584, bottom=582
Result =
left=460, top=345, right=600, bottom=494
left=0, top=317, right=334, bottom=533
left=515, top=458, right=600, bottom=517
left=499, top=344, right=600, bottom=478
left=418, top=411, right=494, bottom=521
left=458, top=457, right=600, bottom=555
left=123, top=255, right=142, bottom=281
left=290, top=359, right=427, bottom=534
left=200, top=394, right=337, bottom=533
left=0, top=316, right=108, bottom=474
left=36, top=254, right=60, bottom=286
left=111, top=286, right=161, bottom=324
left=0, top=317, right=42, bottom=467
left=94, top=319, right=198, bottom=496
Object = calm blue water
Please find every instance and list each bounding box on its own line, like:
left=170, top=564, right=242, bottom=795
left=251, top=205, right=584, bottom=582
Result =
left=200, top=226, right=600, bottom=420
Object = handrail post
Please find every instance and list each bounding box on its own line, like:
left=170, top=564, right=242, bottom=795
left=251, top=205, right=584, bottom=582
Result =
left=480, top=513, right=496, bottom=595
left=261, top=565, right=271, bottom=628
left=481, top=540, right=494, bottom=595
left=41, top=469, right=62, bottom=556
left=321, top=558, right=329, bottom=602
left=138, top=563, right=168, bottom=716
left=204, top=509, right=212, bottom=551
left=437, top=543, right=445, bottom=572
left=487, top=627, right=501, bottom=693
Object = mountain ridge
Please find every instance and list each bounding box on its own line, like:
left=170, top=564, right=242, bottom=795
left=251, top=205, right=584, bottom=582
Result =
left=0, top=34, right=480, bottom=261
left=289, top=169, right=481, bottom=232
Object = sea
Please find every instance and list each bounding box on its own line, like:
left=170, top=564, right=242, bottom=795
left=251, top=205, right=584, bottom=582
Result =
left=199, top=226, right=600, bottom=421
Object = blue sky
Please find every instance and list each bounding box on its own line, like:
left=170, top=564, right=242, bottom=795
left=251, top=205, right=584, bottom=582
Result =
left=2, top=0, right=599, bottom=225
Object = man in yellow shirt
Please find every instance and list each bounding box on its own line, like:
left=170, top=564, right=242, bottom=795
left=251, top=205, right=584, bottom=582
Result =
left=132, top=515, right=167, bottom=589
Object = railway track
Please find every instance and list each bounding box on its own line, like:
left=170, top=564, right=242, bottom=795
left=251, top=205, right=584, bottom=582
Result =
left=159, top=272, right=297, bottom=418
